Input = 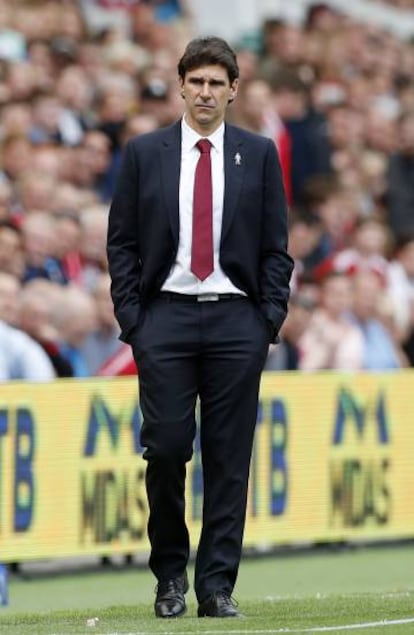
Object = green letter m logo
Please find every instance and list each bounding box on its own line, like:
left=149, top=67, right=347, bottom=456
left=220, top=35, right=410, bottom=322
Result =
left=83, top=395, right=142, bottom=456
left=332, top=388, right=389, bottom=445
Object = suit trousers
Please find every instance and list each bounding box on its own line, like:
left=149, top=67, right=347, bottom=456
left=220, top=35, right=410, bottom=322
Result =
left=130, top=294, right=270, bottom=602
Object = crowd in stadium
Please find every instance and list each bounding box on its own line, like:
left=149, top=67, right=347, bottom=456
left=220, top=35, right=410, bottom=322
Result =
left=0, top=0, right=414, bottom=379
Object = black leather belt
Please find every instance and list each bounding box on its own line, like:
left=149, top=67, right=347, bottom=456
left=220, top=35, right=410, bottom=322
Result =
left=159, top=292, right=244, bottom=303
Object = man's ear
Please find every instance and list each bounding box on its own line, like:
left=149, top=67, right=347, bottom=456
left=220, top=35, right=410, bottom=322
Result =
left=228, top=79, right=239, bottom=104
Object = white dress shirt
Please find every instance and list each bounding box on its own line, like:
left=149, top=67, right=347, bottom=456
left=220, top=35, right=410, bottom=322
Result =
left=161, top=116, right=244, bottom=295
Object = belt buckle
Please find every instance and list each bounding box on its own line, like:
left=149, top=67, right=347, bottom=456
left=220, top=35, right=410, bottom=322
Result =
left=197, top=294, right=219, bottom=302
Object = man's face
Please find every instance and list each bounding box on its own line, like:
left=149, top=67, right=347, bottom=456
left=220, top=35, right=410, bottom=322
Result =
left=180, top=64, right=238, bottom=135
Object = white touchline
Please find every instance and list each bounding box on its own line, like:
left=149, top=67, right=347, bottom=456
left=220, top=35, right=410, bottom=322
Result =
left=95, top=615, right=414, bottom=635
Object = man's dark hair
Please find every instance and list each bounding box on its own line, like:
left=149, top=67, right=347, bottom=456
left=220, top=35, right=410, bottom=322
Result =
left=178, top=37, right=239, bottom=84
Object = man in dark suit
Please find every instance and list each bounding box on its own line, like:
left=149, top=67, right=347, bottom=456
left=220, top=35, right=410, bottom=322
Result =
left=107, top=36, right=293, bottom=619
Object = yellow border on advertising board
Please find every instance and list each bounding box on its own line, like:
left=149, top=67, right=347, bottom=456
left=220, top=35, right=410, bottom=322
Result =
left=0, top=372, right=413, bottom=561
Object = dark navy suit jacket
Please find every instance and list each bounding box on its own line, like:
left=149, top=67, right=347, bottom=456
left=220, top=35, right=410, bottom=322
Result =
left=107, top=120, right=293, bottom=343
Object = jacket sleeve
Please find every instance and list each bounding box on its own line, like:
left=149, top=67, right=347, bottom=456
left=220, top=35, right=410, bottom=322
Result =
left=107, top=140, right=141, bottom=342
left=260, top=138, right=294, bottom=340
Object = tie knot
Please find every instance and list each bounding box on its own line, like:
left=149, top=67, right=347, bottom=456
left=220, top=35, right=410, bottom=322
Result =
left=196, top=139, right=211, bottom=154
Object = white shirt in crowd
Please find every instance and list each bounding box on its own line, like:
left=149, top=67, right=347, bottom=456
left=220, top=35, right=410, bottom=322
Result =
left=161, top=116, right=244, bottom=296
left=0, top=320, right=55, bottom=381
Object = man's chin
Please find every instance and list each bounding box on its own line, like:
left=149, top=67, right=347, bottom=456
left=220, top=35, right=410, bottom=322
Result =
left=195, top=111, right=215, bottom=124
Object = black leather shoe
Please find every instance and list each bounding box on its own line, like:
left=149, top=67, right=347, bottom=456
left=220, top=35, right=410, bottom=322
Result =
left=198, top=592, right=243, bottom=618
left=154, top=572, right=188, bottom=618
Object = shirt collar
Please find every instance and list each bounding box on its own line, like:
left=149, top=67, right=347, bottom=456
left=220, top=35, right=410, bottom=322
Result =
left=181, top=115, right=224, bottom=153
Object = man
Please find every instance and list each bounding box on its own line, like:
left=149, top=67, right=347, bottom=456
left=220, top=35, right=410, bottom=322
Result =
left=82, top=273, right=123, bottom=374
left=107, top=36, right=293, bottom=619
left=386, top=110, right=414, bottom=238
left=0, top=272, right=56, bottom=381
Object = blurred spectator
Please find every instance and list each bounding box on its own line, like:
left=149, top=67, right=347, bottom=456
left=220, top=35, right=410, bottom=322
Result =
left=387, top=233, right=414, bottom=338
left=1, top=134, right=33, bottom=182
left=0, top=221, right=25, bottom=279
left=301, top=175, right=354, bottom=260
left=349, top=270, right=403, bottom=369
left=287, top=209, right=324, bottom=290
left=386, top=110, right=414, bottom=237
left=304, top=3, right=343, bottom=33
left=96, top=74, right=136, bottom=151
left=79, top=0, right=136, bottom=35
left=29, top=90, right=64, bottom=145
left=268, top=69, right=331, bottom=203
left=260, top=20, right=306, bottom=78
left=314, top=217, right=392, bottom=281
left=0, top=27, right=26, bottom=63
left=265, top=292, right=317, bottom=370
left=0, top=180, right=13, bottom=223
left=27, top=40, right=55, bottom=92
left=131, top=3, right=172, bottom=52
left=18, top=280, right=74, bottom=377
left=121, top=112, right=159, bottom=141
left=326, top=104, right=364, bottom=154
left=357, top=150, right=387, bottom=214
left=53, top=211, right=83, bottom=283
left=230, top=77, right=292, bottom=202
left=50, top=36, right=80, bottom=72
left=21, top=212, right=68, bottom=284
left=0, top=319, right=56, bottom=381
left=55, top=65, right=95, bottom=144
left=82, top=273, right=122, bottom=374
left=15, top=169, right=57, bottom=213
left=397, top=77, right=414, bottom=113
left=0, top=271, right=21, bottom=326
left=139, top=76, right=174, bottom=126
left=79, top=205, right=109, bottom=289
left=231, top=78, right=271, bottom=134
left=0, top=272, right=56, bottom=380
left=147, top=0, right=191, bottom=24
left=0, top=102, right=32, bottom=138
left=83, top=129, right=114, bottom=200
left=103, top=35, right=150, bottom=77
left=5, top=62, right=36, bottom=102
left=108, top=111, right=160, bottom=187
left=54, top=286, right=97, bottom=377
left=31, top=145, right=64, bottom=180
left=234, top=46, right=259, bottom=82
left=52, top=181, right=98, bottom=214
left=71, top=130, right=113, bottom=201
left=364, top=105, right=398, bottom=156
left=299, top=272, right=364, bottom=370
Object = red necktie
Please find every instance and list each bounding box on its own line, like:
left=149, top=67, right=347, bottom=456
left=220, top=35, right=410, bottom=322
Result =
left=191, top=139, right=213, bottom=281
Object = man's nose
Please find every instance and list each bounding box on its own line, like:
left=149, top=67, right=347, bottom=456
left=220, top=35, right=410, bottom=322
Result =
left=200, top=81, right=211, bottom=98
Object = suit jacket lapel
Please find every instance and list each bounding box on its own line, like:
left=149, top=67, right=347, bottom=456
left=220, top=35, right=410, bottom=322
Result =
left=159, top=121, right=244, bottom=247
left=222, top=124, right=244, bottom=244
left=160, top=121, right=181, bottom=246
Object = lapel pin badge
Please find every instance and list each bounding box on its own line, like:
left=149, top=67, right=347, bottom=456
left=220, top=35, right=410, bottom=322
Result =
left=234, top=152, right=241, bottom=166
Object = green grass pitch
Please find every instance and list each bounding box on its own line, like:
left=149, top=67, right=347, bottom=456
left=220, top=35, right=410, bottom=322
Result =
left=1, top=545, right=414, bottom=634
